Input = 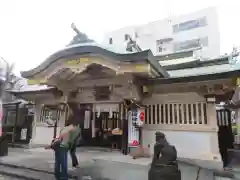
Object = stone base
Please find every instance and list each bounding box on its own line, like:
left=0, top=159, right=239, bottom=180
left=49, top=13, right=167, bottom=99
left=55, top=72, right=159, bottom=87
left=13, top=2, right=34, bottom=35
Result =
left=129, top=146, right=150, bottom=159
left=148, top=166, right=181, bottom=180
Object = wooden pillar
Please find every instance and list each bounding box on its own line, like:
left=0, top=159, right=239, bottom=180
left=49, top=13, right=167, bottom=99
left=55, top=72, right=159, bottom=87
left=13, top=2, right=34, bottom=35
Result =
left=12, top=103, right=19, bottom=147
left=120, top=103, right=128, bottom=155
left=29, top=103, right=41, bottom=146
left=206, top=96, right=218, bottom=127
left=206, top=96, right=221, bottom=160
left=92, top=104, right=96, bottom=138
left=53, top=108, right=61, bottom=139
left=64, top=104, right=69, bottom=126
left=235, top=90, right=240, bottom=135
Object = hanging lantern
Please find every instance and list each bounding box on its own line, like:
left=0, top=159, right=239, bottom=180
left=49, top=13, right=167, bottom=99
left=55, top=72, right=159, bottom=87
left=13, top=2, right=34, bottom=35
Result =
left=135, top=109, right=145, bottom=127
left=139, top=111, right=145, bottom=121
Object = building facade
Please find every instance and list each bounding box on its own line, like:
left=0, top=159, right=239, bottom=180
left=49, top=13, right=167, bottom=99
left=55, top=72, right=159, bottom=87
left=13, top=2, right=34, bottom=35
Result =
left=9, top=43, right=240, bottom=167
left=9, top=25, right=240, bottom=171
left=102, top=7, right=220, bottom=59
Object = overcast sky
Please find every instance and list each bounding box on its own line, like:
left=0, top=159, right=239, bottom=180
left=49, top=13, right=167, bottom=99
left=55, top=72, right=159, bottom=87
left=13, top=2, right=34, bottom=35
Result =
left=0, top=0, right=239, bottom=75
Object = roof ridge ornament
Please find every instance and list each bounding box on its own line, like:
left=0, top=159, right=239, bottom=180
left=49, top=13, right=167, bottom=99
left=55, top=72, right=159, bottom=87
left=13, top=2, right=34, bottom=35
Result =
left=68, top=23, right=95, bottom=46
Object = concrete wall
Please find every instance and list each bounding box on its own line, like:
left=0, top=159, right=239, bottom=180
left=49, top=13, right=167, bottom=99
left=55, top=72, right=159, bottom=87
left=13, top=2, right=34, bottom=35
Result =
left=143, top=129, right=213, bottom=159
left=31, top=102, right=64, bottom=146
left=102, top=7, right=220, bottom=58
left=142, top=91, right=221, bottom=161
left=33, top=126, right=60, bottom=145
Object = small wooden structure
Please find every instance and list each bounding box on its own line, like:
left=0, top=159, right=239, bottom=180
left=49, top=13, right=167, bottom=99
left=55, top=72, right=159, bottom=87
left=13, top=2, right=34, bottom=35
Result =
left=2, top=100, right=34, bottom=147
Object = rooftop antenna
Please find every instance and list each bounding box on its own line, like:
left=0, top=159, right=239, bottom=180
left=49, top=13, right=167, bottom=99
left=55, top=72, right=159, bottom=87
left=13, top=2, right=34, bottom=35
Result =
left=229, top=46, right=240, bottom=65
left=125, top=34, right=142, bottom=52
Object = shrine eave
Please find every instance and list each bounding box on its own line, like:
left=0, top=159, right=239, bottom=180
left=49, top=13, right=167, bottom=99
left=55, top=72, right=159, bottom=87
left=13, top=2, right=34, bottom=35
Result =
left=8, top=86, right=57, bottom=95
left=164, top=55, right=230, bottom=71
left=145, top=69, right=240, bottom=85
left=20, top=45, right=169, bottom=78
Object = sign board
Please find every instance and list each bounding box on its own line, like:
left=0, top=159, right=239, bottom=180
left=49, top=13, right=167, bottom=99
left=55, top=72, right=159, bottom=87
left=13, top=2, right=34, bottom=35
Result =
left=21, top=128, right=27, bottom=140
left=84, top=110, right=90, bottom=129
left=128, top=110, right=139, bottom=147
left=95, top=86, right=110, bottom=101
left=134, top=64, right=148, bottom=72
left=66, top=58, right=89, bottom=65
left=27, top=78, right=47, bottom=85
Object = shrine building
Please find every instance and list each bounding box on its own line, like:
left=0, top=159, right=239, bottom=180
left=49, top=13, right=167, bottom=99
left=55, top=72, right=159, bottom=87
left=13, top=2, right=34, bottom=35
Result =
left=9, top=30, right=240, bottom=165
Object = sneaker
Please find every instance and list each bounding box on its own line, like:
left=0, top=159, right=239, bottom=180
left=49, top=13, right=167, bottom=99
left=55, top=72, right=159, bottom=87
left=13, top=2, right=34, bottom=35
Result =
left=73, top=165, right=80, bottom=169
left=224, top=167, right=233, bottom=171
left=69, top=167, right=76, bottom=171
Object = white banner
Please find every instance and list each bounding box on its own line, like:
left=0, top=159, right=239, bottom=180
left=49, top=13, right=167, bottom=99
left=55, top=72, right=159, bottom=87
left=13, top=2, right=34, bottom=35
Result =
left=84, top=110, right=90, bottom=129
left=128, top=111, right=139, bottom=147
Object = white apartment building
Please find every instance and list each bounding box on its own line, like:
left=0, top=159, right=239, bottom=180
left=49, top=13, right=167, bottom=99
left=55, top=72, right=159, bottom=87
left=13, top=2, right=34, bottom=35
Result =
left=102, top=7, right=220, bottom=59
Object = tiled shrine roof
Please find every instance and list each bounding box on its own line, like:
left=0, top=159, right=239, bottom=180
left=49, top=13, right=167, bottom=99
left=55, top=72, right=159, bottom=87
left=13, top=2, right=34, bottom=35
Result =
left=20, top=42, right=169, bottom=78
left=13, top=33, right=240, bottom=93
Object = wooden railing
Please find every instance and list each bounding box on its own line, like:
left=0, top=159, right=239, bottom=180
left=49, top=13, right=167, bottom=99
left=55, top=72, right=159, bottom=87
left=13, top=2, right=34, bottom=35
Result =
left=145, top=102, right=207, bottom=125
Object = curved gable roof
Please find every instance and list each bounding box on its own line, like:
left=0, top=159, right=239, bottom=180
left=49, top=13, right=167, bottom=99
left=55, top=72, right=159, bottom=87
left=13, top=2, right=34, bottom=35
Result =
left=21, top=44, right=169, bottom=78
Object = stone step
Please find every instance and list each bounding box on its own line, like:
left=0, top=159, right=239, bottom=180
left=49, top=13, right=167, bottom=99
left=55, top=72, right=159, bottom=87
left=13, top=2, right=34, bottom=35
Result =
left=0, top=162, right=92, bottom=180
left=0, top=164, right=54, bottom=180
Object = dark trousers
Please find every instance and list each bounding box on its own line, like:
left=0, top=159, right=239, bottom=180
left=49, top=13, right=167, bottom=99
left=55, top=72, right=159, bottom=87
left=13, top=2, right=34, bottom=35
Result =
left=221, top=148, right=233, bottom=168
left=54, top=145, right=68, bottom=180
left=70, top=145, right=78, bottom=167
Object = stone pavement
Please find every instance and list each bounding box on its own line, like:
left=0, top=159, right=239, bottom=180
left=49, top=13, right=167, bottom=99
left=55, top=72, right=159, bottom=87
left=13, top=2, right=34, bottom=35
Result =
left=0, top=147, right=107, bottom=179
left=0, top=147, right=238, bottom=180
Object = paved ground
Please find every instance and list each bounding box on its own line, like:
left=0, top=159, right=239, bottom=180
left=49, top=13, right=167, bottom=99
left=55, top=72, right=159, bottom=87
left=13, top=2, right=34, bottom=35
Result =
left=0, top=147, right=107, bottom=179
left=0, top=176, right=20, bottom=180
left=0, top=147, right=238, bottom=180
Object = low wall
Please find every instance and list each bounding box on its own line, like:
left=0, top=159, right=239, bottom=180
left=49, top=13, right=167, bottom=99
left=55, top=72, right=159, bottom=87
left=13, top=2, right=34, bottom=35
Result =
left=32, top=125, right=60, bottom=145
left=142, top=128, right=220, bottom=161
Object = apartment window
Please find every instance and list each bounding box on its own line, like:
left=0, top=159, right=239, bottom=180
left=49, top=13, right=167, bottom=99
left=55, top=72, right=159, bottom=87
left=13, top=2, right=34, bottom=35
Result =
left=174, top=37, right=208, bottom=51
left=173, top=17, right=207, bottom=33
left=109, top=38, right=113, bottom=44
left=156, top=39, right=170, bottom=53
left=156, top=40, right=163, bottom=46
left=172, top=24, right=179, bottom=33
left=135, top=32, right=138, bottom=38
left=199, top=37, right=208, bottom=46
left=158, top=47, right=163, bottom=52
left=124, top=34, right=128, bottom=41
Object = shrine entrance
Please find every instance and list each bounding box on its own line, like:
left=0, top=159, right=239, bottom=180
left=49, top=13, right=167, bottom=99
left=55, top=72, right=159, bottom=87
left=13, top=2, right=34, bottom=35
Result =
left=67, top=102, right=124, bottom=150
left=93, top=111, right=122, bottom=148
